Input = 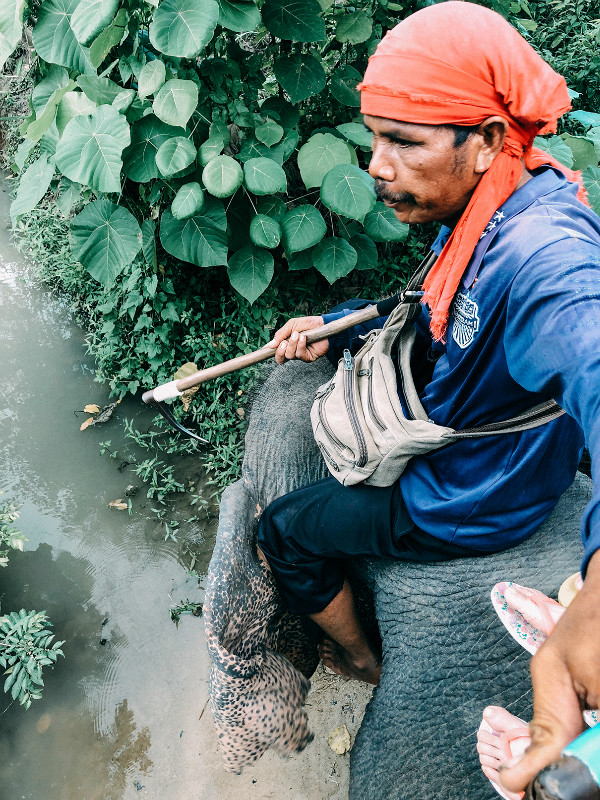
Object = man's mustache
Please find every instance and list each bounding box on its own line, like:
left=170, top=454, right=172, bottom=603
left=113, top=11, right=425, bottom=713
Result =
left=374, top=180, right=416, bottom=206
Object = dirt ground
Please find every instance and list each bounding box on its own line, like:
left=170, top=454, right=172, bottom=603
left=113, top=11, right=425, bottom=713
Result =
left=193, top=655, right=373, bottom=800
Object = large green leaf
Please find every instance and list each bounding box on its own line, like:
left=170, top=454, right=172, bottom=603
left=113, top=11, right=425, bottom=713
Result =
left=249, top=214, right=281, bottom=249
left=56, top=105, right=130, bottom=193
left=10, top=155, right=55, bottom=226
left=198, top=129, right=225, bottom=167
left=32, top=0, right=94, bottom=74
left=88, top=8, right=128, bottom=68
left=27, top=73, right=76, bottom=142
left=262, top=0, right=325, bottom=42
left=171, top=182, right=205, bottom=220
left=243, top=157, right=287, bottom=195
left=256, top=195, right=287, bottom=221
left=335, top=10, right=372, bottom=44
left=274, top=53, right=326, bottom=104
left=569, top=111, right=600, bottom=132
left=141, top=219, right=157, bottom=269
left=202, top=195, right=227, bottom=230
left=0, top=0, right=25, bottom=72
left=123, top=115, right=182, bottom=182
left=71, top=0, right=119, bottom=45
left=32, top=65, right=70, bottom=114
left=363, top=201, right=409, bottom=242
left=312, top=237, right=357, bottom=283
left=260, top=97, right=299, bottom=131
left=112, top=89, right=135, bottom=114
left=585, top=127, right=600, bottom=160
left=153, top=79, right=198, bottom=128
left=156, top=136, right=197, bottom=176
left=159, top=210, right=228, bottom=266
left=336, top=122, right=372, bottom=149
left=202, top=155, right=243, bottom=198
left=281, top=205, right=326, bottom=253
left=583, top=165, right=600, bottom=215
left=320, top=164, right=375, bottom=222
left=329, top=65, right=362, bottom=107
left=149, top=0, right=219, bottom=58
left=70, top=198, right=141, bottom=286
left=217, top=0, right=260, bottom=31
left=56, top=91, right=97, bottom=135
left=77, top=75, right=123, bottom=105
left=561, top=135, right=597, bottom=171
left=138, top=60, right=166, bottom=99
left=287, top=248, right=314, bottom=271
left=255, top=119, right=284, bottom=147
left=55, top=177, right=82, bottom=217
left=533, top=135, right=574, bottom=169
left=350, top=233, right=378, bottom=271
left=227, top=244, right=274, bottom=303
left=298, top=132, right=352, bottom=190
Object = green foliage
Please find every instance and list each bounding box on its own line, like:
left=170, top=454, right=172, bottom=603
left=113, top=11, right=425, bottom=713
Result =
left=0, top=502, right=63, bottom=709
left=8, top=0, right=428, bottom=306
left=0, top=500, right=27, bottom=568
left=0, top=609, right=65, bottom=709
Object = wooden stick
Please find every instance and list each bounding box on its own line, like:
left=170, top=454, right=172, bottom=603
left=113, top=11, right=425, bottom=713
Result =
left=142, top=303, right=383, bottom=405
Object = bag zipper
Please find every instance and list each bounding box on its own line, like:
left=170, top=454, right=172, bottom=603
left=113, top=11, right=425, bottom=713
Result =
left=395, top=339, right=416, bottom=421
left=366, top=357, right=386, bottom=432
left=318, top=442, right=340, bottom=472
left=317, top=382, right=350, bottom=453
left=343, top=350, right=368, bottom=467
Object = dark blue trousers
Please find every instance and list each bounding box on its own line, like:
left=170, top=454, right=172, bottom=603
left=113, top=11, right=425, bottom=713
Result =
left=257, top=476, right=481, bottom=615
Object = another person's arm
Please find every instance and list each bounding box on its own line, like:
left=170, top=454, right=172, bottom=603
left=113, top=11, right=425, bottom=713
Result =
left=500, top=239, right=600, bottom=793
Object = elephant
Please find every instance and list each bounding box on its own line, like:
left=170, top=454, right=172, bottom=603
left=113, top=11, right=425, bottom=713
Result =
left=204, top=357, right=591, bottom=799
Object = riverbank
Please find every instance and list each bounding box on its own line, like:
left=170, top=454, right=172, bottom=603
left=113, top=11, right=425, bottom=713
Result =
left=0, top=174, right=372, bottom=798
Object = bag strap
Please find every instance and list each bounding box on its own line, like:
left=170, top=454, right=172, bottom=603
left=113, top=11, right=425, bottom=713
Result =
left=374, top=250, right=438, bottom=317
left=450, top=399, right=564, bottom=437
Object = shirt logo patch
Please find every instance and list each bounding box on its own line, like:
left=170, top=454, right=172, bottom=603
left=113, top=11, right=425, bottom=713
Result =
left=452, top=291, right=480, bottom=349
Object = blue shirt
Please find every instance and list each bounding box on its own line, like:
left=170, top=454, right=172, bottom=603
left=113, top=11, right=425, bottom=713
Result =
left=323, top=166, right=600, bottom=572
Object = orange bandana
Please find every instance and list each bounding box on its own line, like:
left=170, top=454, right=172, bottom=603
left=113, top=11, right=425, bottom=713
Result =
left=358, top=1, right=587, bottom=342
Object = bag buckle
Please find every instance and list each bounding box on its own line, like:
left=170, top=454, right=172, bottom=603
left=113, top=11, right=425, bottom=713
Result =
left=400, top=290, right=424, bottom=303
left=343, top=349, right=353, bottom=371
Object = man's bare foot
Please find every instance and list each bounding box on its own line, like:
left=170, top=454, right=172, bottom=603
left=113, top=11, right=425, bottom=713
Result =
left=477, top=705, right=530, bottom=800
left=319, top=637, right=381, bottom=685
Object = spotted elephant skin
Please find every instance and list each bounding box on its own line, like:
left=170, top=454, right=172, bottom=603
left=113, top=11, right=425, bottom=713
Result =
left=204, top=359, right=591, bottom=797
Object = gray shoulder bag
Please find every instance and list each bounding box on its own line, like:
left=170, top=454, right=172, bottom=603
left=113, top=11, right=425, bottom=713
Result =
left=310, top=253, right=564, bottom=487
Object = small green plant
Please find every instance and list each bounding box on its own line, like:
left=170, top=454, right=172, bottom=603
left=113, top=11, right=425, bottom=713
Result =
left=169, top=599, right=202, bottom=625
left=0, top=609, right=65, bottom=709
left=0, top=499, right=27, bottom=567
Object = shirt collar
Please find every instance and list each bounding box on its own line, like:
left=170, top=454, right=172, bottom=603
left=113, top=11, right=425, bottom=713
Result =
left=430, top=165, right=576, bottom=287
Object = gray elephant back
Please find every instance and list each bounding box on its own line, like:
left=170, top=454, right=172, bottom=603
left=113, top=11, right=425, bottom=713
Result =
left=205, top=359, right=591, bottom=797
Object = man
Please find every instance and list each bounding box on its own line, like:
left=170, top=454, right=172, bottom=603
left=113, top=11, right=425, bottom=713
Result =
left=259, top=2, right=600, bottom=796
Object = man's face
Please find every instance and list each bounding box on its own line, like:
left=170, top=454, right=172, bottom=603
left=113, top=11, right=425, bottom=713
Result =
left=364, top=115, right=484, bottom=225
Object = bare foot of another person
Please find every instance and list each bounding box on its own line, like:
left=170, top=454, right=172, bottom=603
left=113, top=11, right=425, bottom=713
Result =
left=319, top=637, right=381, bottom=685
left=477, top=705, right=530, bottom=800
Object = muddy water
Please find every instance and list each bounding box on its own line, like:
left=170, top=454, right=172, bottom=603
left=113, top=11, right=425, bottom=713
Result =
left=0, top=182, right=218, bottom=799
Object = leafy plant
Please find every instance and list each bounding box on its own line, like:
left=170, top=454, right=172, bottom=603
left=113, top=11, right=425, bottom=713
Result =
left=5, top=0, right=414, bottom=305
left=0, top=609, right=65, bottom=709
left=0, top=499, right=27, bottom=567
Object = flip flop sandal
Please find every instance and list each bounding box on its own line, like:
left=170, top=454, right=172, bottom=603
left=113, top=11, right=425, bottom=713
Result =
left=491, top=581, right=563, bottom=656
left=479, top=717, right=528, bottom=800
left=490, top=582, right=598, bottom=728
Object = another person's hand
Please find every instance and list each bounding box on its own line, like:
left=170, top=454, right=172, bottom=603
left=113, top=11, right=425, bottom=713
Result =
left=499, top=549, right=600, bottom=795
left=267, top=316, right=329, bottom=364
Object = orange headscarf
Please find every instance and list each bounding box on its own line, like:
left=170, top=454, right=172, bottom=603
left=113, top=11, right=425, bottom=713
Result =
left=358, top=1, right=587, bottom=342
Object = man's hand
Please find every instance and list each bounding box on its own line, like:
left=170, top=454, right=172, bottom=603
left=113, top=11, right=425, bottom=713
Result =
left=499, top=549, right=600, bottom=794
left=267, top=316, right=328, bottom=364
